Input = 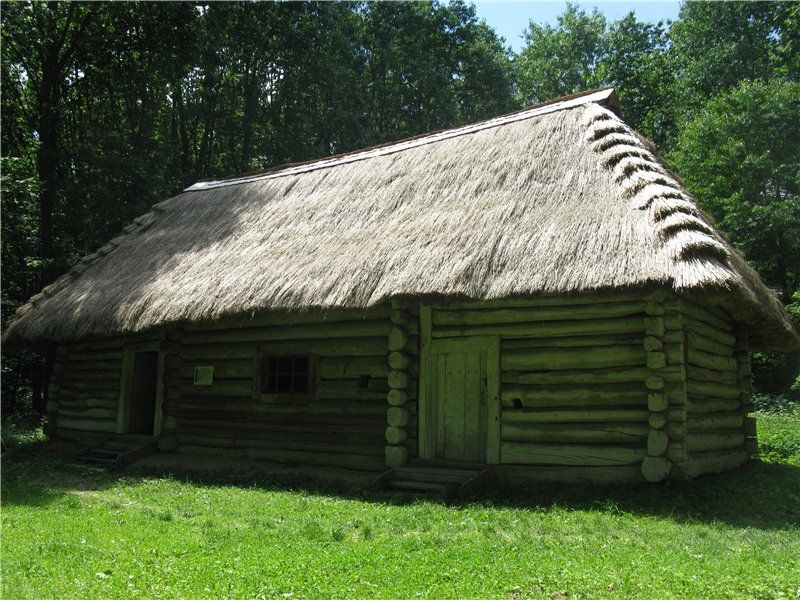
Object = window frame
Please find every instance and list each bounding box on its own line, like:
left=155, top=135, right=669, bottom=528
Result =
left=253, top=345, right=318, bottom=405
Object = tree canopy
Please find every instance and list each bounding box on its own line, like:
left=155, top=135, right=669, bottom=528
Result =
left=2, top=1, right=798, bottom=413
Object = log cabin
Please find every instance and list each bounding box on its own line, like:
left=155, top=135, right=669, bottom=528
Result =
left=4, top=88, right=798, bottom=486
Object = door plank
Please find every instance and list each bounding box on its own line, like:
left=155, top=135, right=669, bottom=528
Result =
left=463, top=351, right=482, bottom=461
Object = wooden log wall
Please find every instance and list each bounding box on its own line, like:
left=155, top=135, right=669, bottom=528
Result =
left=175, top=307, right=392, bottom=471
left=384, top=299, right=420, bottom=467
left=640, top=292, right=687, bottom=482
left=668, top=297, right=750, bottom=479
left=48, top=337, right=125, bottom=436
left=431, top=293, right=660, bottom=483
left=159, top=328, right=183, bottom=451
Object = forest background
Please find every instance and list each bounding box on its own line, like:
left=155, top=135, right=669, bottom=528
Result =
left=2, top=1, right=798, bottom=416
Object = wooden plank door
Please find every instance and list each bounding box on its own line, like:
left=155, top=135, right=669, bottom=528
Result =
left=421, top=335, right=500, bottom=463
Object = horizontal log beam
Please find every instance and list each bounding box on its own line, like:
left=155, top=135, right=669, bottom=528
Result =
left=686, top=366, right=737, bottom=385
left=687, top=433, right=744, bottom=453
left=674, top=299, right=733, bottom=332
left=319, top=356, right=389, bottom=379
left=687, top=331, right=733, bottom=356
left=683, top=317, right=737, bottom=346
left=501, top=442, right=646, bottom=466
left=501, top=384, right=645, bottom=408
left=502, top=366, right=681, bottom=386
left=182, top=321, right=391, bottom=345
left=502, top=334, right=644, bottom=349
left=183, top=306, right=390, bottom=332
left=433, top=302, right=645, bottom=326
left=180, top=360, right=252, bottom=380
left=502, top=409, right=649, bottom=424
left=434, top=317, right=645, bottom=340
left=56, top=417, right=116, bottom=432
left=502, top=345, right=644, bottom=371
left=688, top=413, right=744, bottom=431
left=672, top=449, right=748, bottom=480
left=686, top=397, right=741, bottom=414
left=180, top=338, right=387, bottom=360
left=686, top=380, right=741, bottom=400
left=502, top=423, right=648, bottom=444
left=687, top=348, right=737, bottom=372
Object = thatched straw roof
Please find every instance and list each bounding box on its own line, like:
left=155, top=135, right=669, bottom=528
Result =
left=5, top=88, right=798, bottom=350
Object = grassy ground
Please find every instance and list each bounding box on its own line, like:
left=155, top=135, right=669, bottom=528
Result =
left=2, top=413, right=799, bottom=599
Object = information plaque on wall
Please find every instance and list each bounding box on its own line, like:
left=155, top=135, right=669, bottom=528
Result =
left=193, top=366, right=214, bottom=386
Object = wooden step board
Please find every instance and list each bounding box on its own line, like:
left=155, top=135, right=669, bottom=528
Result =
left=75, top=434, right=158, bottom=468
left=374, top=465, right=495, bottom=496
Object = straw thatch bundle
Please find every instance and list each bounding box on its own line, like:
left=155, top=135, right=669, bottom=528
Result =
left=5, top=89, right=798, bottom=350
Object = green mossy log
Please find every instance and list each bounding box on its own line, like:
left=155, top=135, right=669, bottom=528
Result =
left=502, top=409, right=649, bottom=424
left=503, top=366, right=680, bottom=386
left=58, top=407, right=116, bottom=419
left=686, top=365, right=737, bottom=385
left=647, top=430, right=669, bottom=456
left=501, top=384, right=645, bottom=408
left=641, top=456, right=671, bottom=482
left=687, top=332, right=734, bottom=356
left=687, top=348, right=737, bottom=372
left=674, top=299, right=733, bottom=332
left=688, top=413, right=743, bottom=431
left=388, top=370, right=409, bottom=390
left=387, top=389, right=408, bottom=406
left=319, top=356, right=389, bottom=379
left=385, top=426, right=408, bottom=445
left=179, top=360, right=253, bottom=380
left=682, top=318, right=737, bottom=346
left=385, top=445, right=408, bottom=467
left=181, top=338, right=387, bottom=360
left=501, top=442, right=646, bottom=466
left=56, top=418, right=116, bottom=433
left=672, top=450, right=748, bottom=480
left=687, top=433, right=745, bottom=453
left=501, top=422, right=648, bottom=444
left=387, top=407, right=410, bottom=427
left=388, top=352, right=411, bottom=370
left=435, top=317, right=644, bottom=340
left=502, top=334, right=644, bottom=349
left=502, top=345, right=644, bottom=371
left=182, top=320, right=391, bottom=344
left=686, top=397, right=741, bottom=414
left=388, top=327, right=409, bottom=351
left=432, top=302, right=645, bottom=326
left=686, top=380, right=741, bottom=400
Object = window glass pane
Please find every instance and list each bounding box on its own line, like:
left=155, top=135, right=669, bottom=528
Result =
left=262, top=355, right=311, bottom=394
left=294, top=356, right=309, bottom=374
left=276, top=374, right=293, bottom=393
left=293, top=373, right=308, bottom=392
left=261, top=357, right=271, bottom=392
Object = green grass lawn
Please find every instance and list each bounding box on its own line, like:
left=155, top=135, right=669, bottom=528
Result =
left=3, top=413, right=799, bottom=600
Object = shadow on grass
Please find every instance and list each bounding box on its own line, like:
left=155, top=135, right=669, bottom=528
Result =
left=3, top=439, right=799, bottom=532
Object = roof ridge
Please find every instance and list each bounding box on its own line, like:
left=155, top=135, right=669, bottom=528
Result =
left=185, top=87, right=617, bottom=192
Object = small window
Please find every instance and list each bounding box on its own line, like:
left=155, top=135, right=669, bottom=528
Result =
left=261, top=355, right=310, bottom=394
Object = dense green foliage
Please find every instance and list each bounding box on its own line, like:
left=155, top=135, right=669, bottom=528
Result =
left=2, top=1, right=798, bottom=414
left=2, top=410, right=799, bottom=598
